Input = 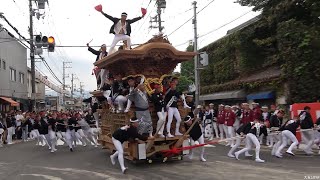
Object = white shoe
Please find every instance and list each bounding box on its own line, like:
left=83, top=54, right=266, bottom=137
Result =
left=53, top=148, right=57, bottom=152
left=50, top=149, right=55, bottom=153
left=255, top=158, right=265, bottom=163
left=158, top=134, right=165, bottom=138
left=83, top=143, right=87, bottom=147
left=200, top=157, right=206, bottom=162
left=94, top=144, right=98, bottom=148
left=227, top=153, right=235, bottom=158
left=188, top=154, right=193, bottom=160
left=110, top=155, right=115, bottom=165
left=208, top=137, right=214, bottom=141
left=48, top=146, right=52, bottom=150
left=225, top=143, right=231, bottom=146
left=318, top=150, right=320, bottom=155
left=124, top=109, right=129, bottom=113
left=167, top=134, right=174, bottom=138
left=235, top=152, right=240, bottom=160
left=245, top=153, right=253, bottom=157
left=275, top=153, right=282, bottom=158
left=0, top=144, right=3, bottom=147
left=121, top=167, right=127, bottom=174
left=286, top=151, right=295, bottom=156
left=175, top=132, right=183, bottom=136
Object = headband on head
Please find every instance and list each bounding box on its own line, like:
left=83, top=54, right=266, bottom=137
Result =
left=184, top=115, right=192, bottom=123
left=130, top=117, right=139, bottom=123
left=121, top=12, right=127, bottom=16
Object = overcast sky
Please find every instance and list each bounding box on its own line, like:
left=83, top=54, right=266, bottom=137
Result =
left=1, top=0, right=259, bottom=97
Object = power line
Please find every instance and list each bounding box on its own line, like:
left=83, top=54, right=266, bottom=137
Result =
left=198, top=10, right=252, bottom=39
left=167, top=0, right=216, bottom=37
left=173, top=10, right=253, bottom=48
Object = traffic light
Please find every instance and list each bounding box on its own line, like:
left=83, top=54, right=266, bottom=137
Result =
left=42, top=36, right=48, bottom=47
left=35, top=35, right=42, bottom=48
left=199, top=52, right=209, bottom=67
left=48, top=36, right=55, bottom=52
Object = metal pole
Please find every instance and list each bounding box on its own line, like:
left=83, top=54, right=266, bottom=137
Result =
left=157, top=0, right=162, bottom=33
left=71, top=74, right=74, bottom=98
left=29, top=0, right=36, bottom=111
left=192, top=1, right=199, bottom=106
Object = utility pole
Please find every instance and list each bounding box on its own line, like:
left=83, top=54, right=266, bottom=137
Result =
left=62, top=61, right=71, bottom=106
left=29, top=0, right=36, bottom=111
left=79, top=82, right=84, bottom=97
left=71, top=73, right=77, bottom=98
left=192, top=1, right=200, bottom=106
left=149, top=0, right=166, bottom=34
left=156, top=0, right=163, bottom=33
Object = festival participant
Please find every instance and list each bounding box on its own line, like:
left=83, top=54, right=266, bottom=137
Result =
left=0, top=119, right=4, bottom=147
left=184, top=115, right=206, bottom=162
left=86, top=43, right=108, bottom=89
left=39, top=113, right=51, bottom=150
left=100, top=10, right=145, bottom=54
left=299, top=106, right=316, bottom=155
left=232, top=105, right=242, bottom=132
left=31, top=115, right=41, bottom=146
left=105, top=74, right=128, bottom=113
left=235, top=119, right=268, bottom=163
left=124, top=76, right=137, bottom=113
left=227, top=122, right=253, bottom=158
left=314, top=117, right=320, bottom=154
left=77, top=114, right=98, bottom=147
left=6, top=114, right=15, bottom=145
left=252, top=102, right=262, bottom=122
left=150, top=84, right=166, bottom=138
left=224, top=105, right=236, bottom=147
left=209, top=103, right=219, bottom=140
left=164, top=83, right=189, bottom=137
left=110, top=117, right=150, bottom=174
left=240, top=103, right=253, bottom=125
left=56, top=113, right=68, bottom=145
left=66, top=114, right=78, bottom=152
left=128, top=84, right=153, bottom=137
left=84, top=110, right=99, bottom=142
left=48, top=113, right=58, bottom=153
left=74, top=113, right=88, bottom=147
left=275, top=117, right=300, bottom=158
left=217, top=104, right=225, bottom=140
left=261, top=106, right=271, bottom=145
left=270, top=110, right=285, bottom=155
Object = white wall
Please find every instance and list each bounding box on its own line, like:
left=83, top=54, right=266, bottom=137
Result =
left=0, top=29, right=28, bottom=99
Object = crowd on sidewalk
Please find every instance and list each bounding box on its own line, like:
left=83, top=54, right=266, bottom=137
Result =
left=0, top=109, right=100, bottom=151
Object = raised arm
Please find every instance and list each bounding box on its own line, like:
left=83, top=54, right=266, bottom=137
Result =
left=87, top=44, right=100, bottom=55
left=101, top=11, right=118, bottom=23
left=127, top=16, right=142, bottom=24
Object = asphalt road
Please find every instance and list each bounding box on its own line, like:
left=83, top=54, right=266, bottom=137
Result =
left=0, top=141, right=319, bottom=180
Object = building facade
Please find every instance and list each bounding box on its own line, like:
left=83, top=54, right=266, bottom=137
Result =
left=0, top=28, right=28, bottom=111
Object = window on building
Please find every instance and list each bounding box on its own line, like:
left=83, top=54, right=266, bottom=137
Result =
left=2, top=61, right=6, bottom=70
left=10, top=68, right=16, bottom=81
left=19, top=72, right=24, bottom=84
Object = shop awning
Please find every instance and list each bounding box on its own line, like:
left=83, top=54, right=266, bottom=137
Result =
left=247, top=91, right=274, bottom=100
left=200, top=90, right=246, bottom=101
left=0, top=97, right=19, bottom=106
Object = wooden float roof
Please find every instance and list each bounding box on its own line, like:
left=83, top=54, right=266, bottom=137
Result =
left=94, top=36, right=196, bottom=78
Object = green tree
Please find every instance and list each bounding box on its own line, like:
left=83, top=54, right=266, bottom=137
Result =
left=176, top=44, right=195, bottom=92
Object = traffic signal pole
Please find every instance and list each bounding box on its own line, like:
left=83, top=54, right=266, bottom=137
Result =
left=192, top=1, right=200, bottom=106
left=29, top=0, right=36, bottom=111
